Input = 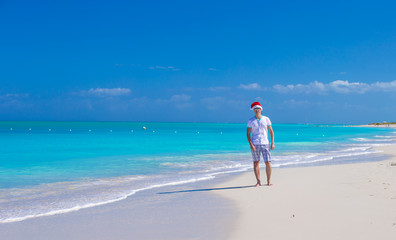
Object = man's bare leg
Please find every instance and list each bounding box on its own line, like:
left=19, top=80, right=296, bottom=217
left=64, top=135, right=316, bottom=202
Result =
left=253, top=161, right=261, bottom=187
left=265, top=161, right=272, bottom=186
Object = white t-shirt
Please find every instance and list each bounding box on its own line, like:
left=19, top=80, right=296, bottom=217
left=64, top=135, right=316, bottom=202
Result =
left=247, top=116, right=272, bottom=145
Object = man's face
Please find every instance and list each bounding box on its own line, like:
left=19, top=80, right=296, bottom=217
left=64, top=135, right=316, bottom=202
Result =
left=253, top=108, right=262, bottom=114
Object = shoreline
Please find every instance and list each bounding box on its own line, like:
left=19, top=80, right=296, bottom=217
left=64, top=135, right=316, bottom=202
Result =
left=0, top=173, right=237, bottom=240
left=213, top=144, right=396, bottom=240
left=354, top=124, right=396, bottom=129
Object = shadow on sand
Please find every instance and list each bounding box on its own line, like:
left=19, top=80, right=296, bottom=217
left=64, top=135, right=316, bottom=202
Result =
left=157, top=185, right=254, bottom=195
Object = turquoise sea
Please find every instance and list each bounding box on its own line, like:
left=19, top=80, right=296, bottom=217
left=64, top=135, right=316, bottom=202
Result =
left=0, top=121, right=395, bottom=223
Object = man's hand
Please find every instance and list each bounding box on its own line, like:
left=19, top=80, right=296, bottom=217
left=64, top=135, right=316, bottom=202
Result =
left=250, top=144, right=256, bottom=151
left=270, top=143, right=275, bottom=150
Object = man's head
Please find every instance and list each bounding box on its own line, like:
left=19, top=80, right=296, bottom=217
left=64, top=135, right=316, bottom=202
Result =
left=250, top=102, right=262, bottom=115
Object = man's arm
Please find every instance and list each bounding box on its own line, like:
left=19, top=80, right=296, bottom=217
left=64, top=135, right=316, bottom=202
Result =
left=268, top=125, right=275, bottom=150
left=247, top=128, right=256, bottom=151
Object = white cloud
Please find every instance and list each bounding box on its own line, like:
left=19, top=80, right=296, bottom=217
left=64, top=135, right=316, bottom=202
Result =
left=371, top=80, right=396, bottom=91
left=208, top=68, right=217, bottom=71
left=328, top=80, right=369, bottom=93
left=170, top=94, right=191, bottom=102
left=79, top=88, right=131, bottom=97
left=148, top=66, right=181, bottom=71
left=273, top=81, right=326, bottom=94
left=155, top=66, right=167, bottom=69
left=0, top=93, right=29, bottom=99
left=239, top=83, right=263, bottom=90
left=171, top=94, right=191, bottom=109
left=0, top=93, right=31, bottom=109
left=273, top=80, right=396, bottom=94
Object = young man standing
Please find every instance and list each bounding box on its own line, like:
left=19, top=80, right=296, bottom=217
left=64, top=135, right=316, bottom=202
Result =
left=247, top=102, right=275, bottom=187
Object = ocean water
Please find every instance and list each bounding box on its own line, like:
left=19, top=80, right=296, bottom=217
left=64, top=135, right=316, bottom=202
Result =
left=0, top=121, right=395, bottom=223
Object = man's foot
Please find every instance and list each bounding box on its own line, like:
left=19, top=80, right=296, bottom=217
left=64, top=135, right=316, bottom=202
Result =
left=267, top=182, right=273, bottom=186
left=255, top=182, right=262, bottom=187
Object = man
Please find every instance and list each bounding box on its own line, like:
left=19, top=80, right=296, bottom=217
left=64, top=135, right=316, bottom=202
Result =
left=247, top=102, right=275, bottom=187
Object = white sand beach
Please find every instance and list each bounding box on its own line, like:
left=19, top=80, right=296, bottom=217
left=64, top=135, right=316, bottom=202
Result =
left=214, top=144, right=396, bottom=240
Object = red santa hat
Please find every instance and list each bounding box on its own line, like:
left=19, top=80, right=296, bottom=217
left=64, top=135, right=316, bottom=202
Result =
left=250, top=102, right=262, bottom=110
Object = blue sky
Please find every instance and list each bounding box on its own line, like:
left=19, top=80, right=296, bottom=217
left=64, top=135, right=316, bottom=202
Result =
left=1, top=0, right=396, bottom=124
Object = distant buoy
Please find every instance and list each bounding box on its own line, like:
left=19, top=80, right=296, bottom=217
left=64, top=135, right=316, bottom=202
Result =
left=10, top=128, right=13, bottom=131
left=89, top=129, right=92, bottom=132
left=197, top=132, right=200, bottom=134
left=131, top=130, right=134, bottom=132
left=220, top=132, right=223, bottom=134
left=29, top=128, right=32, bottom=131
left=153, top=130, right=155, bottom=133
left=49, top=129, right=52, bottom=132
left=142, top=126, right=146, bottom=130
left=174, top=131, right=177, bottom=134
left=69, top=129, right=72, bottom=132
left=110, top=130, right=113, bottom=132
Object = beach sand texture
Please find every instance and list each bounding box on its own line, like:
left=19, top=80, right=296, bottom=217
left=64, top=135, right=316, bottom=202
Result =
left=215, top=144, right=396, bottom=240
